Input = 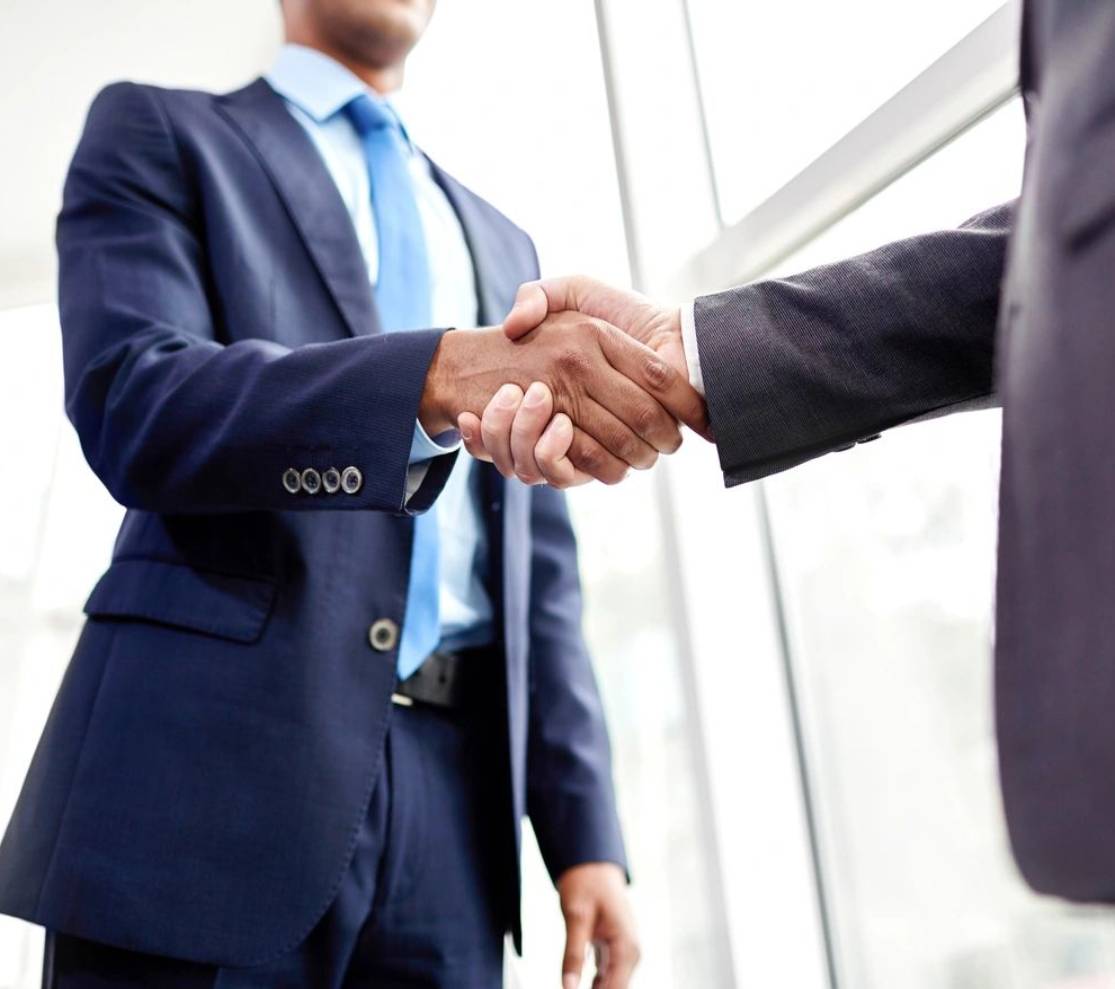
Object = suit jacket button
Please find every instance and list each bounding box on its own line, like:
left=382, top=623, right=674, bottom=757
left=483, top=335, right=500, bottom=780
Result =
left=282, top=468, right=302, bottom=494
left=322, top=467, right=341, bottom=494
left=341, top=466, right=364, bottom=495
left=301, top=467, right=322, bottom=495
left=368, top=618, right=399, bottom=652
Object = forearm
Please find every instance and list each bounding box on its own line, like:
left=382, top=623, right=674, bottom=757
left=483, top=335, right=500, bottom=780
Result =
left=65, top=324, right=448, bottom=514
left=527, top=679, right=629, bottom=881
left=695, top=201, right=1014, bottom=485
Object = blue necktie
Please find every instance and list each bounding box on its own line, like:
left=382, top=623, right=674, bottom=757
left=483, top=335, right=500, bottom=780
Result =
left=345, top=94, right=440, bottom=681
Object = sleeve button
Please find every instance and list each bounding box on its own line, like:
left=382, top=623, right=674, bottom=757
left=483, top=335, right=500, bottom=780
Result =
left=341, top=466, right=364, bottom=495
left=282, top=468, right=302, bottom=494
left=301, top=467, right=322, bottom=495
left=322, top=467, right=341, bottom=494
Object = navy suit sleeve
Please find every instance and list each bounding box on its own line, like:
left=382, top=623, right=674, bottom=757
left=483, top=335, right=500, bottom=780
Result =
left=695, top=202, right=1014, bottom=486
left=525, top=484, right=628, bottom=882
left=58, top=82, right=449, bottom=515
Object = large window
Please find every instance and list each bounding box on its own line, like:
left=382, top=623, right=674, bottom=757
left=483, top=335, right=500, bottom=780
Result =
left=687, top=0, right=1006, bottom=224
left=764, top=102, right=1115, bottom=988
left=602, top=0, right=1115, bottom=986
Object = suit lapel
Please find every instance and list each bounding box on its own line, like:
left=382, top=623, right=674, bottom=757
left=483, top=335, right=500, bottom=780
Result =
left=216, top=78, right=381, bottom=339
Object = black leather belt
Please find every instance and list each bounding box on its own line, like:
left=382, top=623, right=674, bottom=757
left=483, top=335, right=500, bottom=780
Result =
left=391, top=647, right=490, bottom=711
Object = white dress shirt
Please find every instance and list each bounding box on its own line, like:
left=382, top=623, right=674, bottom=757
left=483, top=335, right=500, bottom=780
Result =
left=680, top=303, right=706, bottom=397
left=266, top=44, right=494, bottom=649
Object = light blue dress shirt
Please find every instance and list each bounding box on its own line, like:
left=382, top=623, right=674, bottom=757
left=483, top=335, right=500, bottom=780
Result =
left=267, top=44, right=493, bottom=649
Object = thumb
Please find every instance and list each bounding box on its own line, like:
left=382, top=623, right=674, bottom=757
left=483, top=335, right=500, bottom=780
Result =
left=502, top=281, right=550, bottom=340
left=562, top=905, right=594, bottom=989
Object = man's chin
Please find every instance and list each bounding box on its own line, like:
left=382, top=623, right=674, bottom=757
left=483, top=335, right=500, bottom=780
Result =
left=347, top=12, right=428, bottom=67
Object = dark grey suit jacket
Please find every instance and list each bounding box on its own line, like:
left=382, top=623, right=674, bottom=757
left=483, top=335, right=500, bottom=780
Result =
left=695, top=0, right=1115, bottom=902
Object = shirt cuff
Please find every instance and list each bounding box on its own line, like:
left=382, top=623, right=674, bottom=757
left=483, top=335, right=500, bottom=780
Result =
left=405, top=420, right=460, bottom=505
left=680, top=301, right=705, bottom=397
left=409, top=419, right=462, bottom=464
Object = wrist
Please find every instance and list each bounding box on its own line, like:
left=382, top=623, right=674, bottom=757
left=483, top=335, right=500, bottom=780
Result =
left=419, top=329, right=464, bottom=435
left=419, top=327, right=505, bottom=434
left=557, top=860, right=627, bottom=892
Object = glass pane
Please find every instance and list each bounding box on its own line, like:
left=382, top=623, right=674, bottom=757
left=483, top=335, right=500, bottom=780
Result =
left=687, top=0, right=1007, bottom=225
left=0, top=304, right=124, bottom=989
left=763, top=102, right=1115, bottom=987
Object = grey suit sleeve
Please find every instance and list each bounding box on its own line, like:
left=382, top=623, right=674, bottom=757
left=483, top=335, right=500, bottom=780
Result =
left=695, top=202, right=1014, bottom=486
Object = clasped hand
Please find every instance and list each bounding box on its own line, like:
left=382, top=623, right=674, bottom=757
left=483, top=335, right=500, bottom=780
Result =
left=428, top=275, right=709, bottom=487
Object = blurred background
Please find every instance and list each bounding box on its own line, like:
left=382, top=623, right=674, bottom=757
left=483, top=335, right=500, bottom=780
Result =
left=3, top=1, right=1114, bottom=987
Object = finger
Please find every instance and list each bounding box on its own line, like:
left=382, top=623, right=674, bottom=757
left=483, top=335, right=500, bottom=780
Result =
left=534, top=414, right=592, bottom=488
left=502, top=281, right=551, bottom=340
left=457, top=412, right=492, bottom=462
left=564, top=426, right=630, bottom=486
left=510, top=382, right=554, bottom=484
left=576, top=395, right=660, bottom=471
left=587, top=367, right=682, bottom=455
left=504, top=275, right=607, bottom=340
left=596, top=323, right=710, bottom=438
left=562, top=904, right=594, bottom=989
left=596, top=936, right=640, bottom=989
left=480, top=384, right=524, bottom=479
left=593, top=942, right=608, bottom=989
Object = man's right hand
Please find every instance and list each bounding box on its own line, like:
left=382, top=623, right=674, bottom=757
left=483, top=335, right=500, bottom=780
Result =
left=420, top=310, right=707, bottom=485
left=455, top=275, right=710, bottom=487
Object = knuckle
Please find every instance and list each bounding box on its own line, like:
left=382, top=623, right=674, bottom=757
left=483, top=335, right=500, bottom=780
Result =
left=573, top=441, right=603, bottom=474
left=555, top=345, right=591, bottom=378
left=642, top=355, right=674, bottom=390
left=480, top=424, right=504, bottom=450
left=633, top=401, right=660, bottom=436
left=607, top=428, right=638, bottom=462
left=575, top=315, right=602, bottom=337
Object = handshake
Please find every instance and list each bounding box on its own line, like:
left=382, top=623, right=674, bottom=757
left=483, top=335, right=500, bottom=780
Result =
left=419, top=275, right=712, bottom=488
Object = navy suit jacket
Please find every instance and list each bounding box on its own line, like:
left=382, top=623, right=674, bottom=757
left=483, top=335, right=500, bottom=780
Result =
left=694, top=0, right=1115, bottom=903
left=0, top=78, right=626, bottom=965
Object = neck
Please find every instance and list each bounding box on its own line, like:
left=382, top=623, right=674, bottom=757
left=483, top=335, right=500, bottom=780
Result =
left=285, top=34, right=405, bottom=95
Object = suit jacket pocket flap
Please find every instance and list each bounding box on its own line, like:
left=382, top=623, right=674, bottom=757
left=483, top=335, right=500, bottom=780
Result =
left=84, top=559, right=276, bottom=643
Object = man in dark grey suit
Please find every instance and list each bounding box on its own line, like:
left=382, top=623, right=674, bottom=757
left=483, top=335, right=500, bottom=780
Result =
left=462, top=1, right=1115, bottom=903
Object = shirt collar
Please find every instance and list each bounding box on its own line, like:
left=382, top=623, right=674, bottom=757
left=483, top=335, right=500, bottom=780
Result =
left=265, top=43, right=414, bottom=147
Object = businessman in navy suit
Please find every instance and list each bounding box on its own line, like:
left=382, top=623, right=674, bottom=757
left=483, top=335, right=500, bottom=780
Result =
left=0, top=1, right=714, bottom=985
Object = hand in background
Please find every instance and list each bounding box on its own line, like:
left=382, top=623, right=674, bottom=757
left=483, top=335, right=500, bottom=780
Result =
left=557, top=862, right=640, bottom=989
left=458, top=276, right=710, bottom=487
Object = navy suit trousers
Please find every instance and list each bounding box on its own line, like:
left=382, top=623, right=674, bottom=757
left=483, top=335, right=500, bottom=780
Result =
left=44, top=691, right=512, bottom=989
